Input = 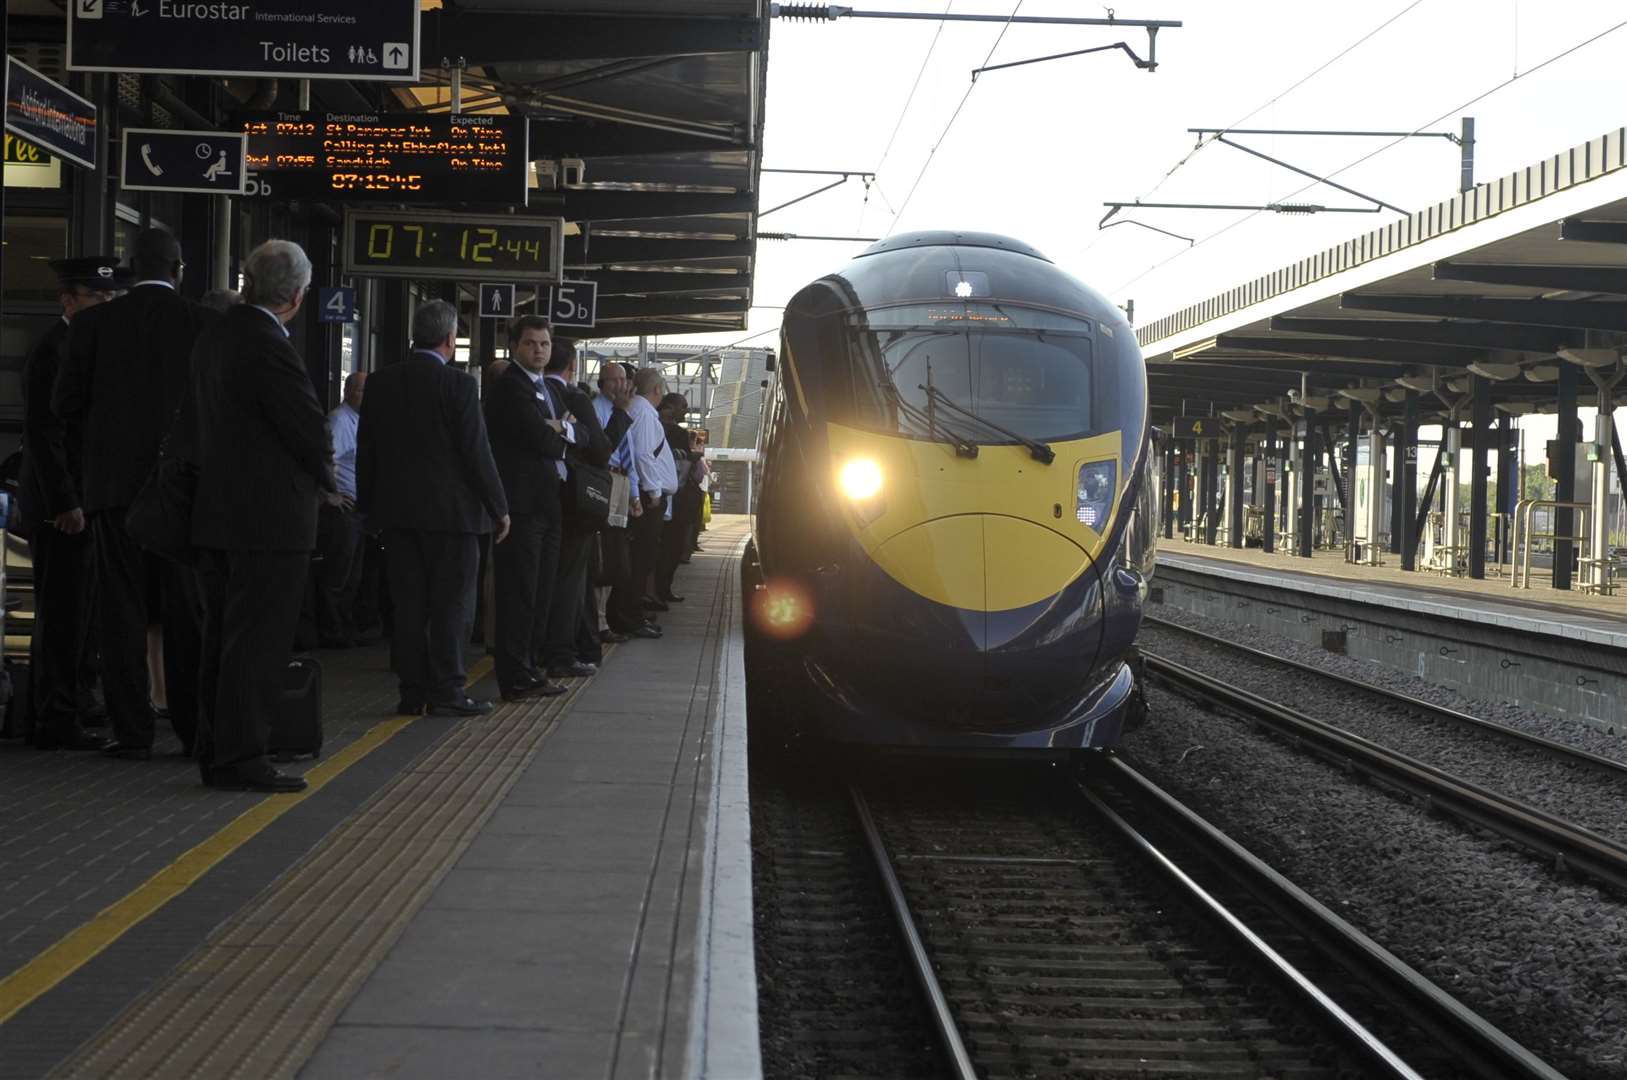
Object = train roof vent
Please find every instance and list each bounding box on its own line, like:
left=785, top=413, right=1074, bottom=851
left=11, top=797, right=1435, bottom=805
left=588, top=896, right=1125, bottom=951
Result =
left=858, top=231, right=1052, bottom=262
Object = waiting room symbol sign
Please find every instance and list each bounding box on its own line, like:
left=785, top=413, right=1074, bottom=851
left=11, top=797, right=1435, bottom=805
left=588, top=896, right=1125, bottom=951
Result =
left=479, top=283, right=516, bottom=320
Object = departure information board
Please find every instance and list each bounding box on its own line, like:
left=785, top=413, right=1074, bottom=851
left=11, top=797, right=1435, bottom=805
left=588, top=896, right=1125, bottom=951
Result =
left=243, top=112, right=527, bottom=203
left=342, top=210, right=564, bottom=283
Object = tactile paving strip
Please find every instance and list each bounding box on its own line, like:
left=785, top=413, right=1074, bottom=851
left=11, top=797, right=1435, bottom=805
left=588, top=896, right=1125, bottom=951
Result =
left=50, top=684, right=588, bottom=1079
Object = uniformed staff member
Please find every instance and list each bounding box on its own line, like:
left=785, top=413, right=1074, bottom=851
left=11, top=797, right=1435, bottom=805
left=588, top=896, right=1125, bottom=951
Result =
left=54, top=228, right=216, bottom=761
left=18, top=257, right=126, bottom=752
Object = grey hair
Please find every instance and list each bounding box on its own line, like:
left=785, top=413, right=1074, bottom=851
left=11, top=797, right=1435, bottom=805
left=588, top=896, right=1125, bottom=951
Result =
left=241, top=240, right=311, bottom=308
left=632, top=367, right=665, bottom=396
left=412, top=299, right=459, bottom=350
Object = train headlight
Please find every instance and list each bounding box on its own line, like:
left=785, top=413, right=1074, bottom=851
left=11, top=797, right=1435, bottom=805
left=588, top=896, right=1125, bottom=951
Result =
left=837, top=458, right=884, bottom=501
left=1076, top=460, right=1116, bottom=531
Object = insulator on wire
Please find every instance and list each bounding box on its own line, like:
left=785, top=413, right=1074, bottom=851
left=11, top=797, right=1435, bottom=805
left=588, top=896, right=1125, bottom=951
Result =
left=1269, top=203, right=1324, bottom=215
left=770, top=4, right=849, bottom=20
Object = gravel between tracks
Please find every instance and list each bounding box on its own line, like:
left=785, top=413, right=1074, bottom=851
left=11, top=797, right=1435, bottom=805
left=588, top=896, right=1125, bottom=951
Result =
left=1148, top=603, right=1627, bottom=758
left=1139, top=618, right=1627, bottom=846
left=1121, top=684, right=1627, bottom=1080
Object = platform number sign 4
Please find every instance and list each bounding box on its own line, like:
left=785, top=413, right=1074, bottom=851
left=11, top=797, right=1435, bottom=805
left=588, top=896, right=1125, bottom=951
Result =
left=547, top=280, right=598, bottom=330
left=1174, top=415, right=1216, bottom=440
left=317, top=286, right=356, bottom=325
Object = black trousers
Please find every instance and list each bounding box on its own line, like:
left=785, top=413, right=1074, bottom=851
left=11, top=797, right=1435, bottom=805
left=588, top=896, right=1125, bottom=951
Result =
left=195, top=547, right=307, bottom=772
left=91, top=509, right=203, bottom=750
left=314, top=505, right=365, bottom=642
left=385, top=529, right=481, bottom=704
left=491, top=511, right=560, bottom=692
left=657, top=487, right=701, bottom=596
left=544, top=524, right=594, bottom=669
left=577, top=561, right=603, bottom=665
left=29, top=524, right=96, bottom=737
left=610, top=497, right=664, bottom=629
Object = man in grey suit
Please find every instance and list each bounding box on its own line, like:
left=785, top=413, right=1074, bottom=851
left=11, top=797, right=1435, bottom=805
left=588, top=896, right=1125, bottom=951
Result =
left=358, top=300, right=510, bottom=716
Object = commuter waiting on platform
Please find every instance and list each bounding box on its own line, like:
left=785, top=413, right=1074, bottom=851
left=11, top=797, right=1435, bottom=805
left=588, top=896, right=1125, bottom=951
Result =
left=610, top=368, right=677, bottom=631
left=654, top=392, right=692, bottom=605
left=19, top=256, right=127, bottom=752
left=316, top=371, right=368, bottom=648
left=482, top=316, right=571, bottom=701
left=592, top=360, right=652, bottom=642
left=539, top=338, right=610, bottom=681
left=54, top=227, right=214, bottom=761
left=359, top=300, right=510, bottom=717
left=189, top=240, right=335, bottom=793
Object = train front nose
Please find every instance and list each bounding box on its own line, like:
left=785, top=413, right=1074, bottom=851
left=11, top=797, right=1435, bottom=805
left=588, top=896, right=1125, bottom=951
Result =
left=850, top=514, right=1106, bottom=728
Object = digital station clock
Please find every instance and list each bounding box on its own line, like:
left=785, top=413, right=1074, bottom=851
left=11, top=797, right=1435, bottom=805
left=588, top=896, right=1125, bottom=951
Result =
left=342, top=210, right=565, bottom=283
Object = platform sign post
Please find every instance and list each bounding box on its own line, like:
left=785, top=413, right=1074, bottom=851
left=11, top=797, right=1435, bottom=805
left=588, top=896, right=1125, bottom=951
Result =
left=317, top=286, right=356, bottom=324
left=545, top=280, right=599, bottom=330
left=478, top=284, right=516, bottom=320
left=69, top=1, right=421, bottom=82
left=4, top=57, right=98, bottom=170
left=120, top=129, right=248, bottom=195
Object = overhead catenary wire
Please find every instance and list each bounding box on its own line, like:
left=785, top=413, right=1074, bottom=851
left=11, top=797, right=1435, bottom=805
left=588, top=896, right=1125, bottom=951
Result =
left=886, top=0, right=1026, bottom=235
left=1107, top=13, right=1627, bottom=298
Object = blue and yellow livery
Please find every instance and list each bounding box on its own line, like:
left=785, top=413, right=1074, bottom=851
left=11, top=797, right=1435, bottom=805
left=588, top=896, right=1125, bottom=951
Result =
left=746, top=231, right=1156, bottom=750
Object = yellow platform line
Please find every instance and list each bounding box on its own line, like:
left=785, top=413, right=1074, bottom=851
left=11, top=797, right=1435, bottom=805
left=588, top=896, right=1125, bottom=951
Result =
left=0, top=655, right=494, bottom=1026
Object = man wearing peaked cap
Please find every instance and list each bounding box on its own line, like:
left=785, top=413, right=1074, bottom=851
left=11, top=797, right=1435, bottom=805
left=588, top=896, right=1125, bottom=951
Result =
left=55, top=228, right=218, bottom=761
left=18, top=256, right=128, bottom=751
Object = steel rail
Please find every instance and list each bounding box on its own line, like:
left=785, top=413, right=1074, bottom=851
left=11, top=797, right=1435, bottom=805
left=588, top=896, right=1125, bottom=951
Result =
left=1077, top=772, right=1425, bottom=1080
left=1142, top=613, right=1627, bottom=777
left=1092, top=758, right=1569, bottom=1080
left=1143, top=652, right=1627, bottom=894
left=847, top=785, right=977, bottom=1080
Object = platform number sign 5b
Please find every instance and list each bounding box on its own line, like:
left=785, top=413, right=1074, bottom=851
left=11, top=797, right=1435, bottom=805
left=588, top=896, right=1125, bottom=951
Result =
left=547, top=280, right=598, bottom=330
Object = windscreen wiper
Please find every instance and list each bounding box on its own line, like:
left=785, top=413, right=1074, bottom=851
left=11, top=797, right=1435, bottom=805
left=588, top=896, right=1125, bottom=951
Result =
left=884, top=383, right=979, bottom=458
left=917, top=384, right=1056, bottom=465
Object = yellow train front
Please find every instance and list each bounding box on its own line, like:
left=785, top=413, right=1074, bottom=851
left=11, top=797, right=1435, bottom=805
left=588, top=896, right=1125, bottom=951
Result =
left=746, top=231, right=1157, bottom=751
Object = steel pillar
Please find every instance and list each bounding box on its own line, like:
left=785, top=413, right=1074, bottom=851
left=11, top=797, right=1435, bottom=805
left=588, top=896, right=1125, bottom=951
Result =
left=1363, top=425, right=1386, bottom=565
left=1496, top=415, right=1517, bottom=564
left=1228, top=426, right=1245, bottom=548
left=1344, top=401, right=1359, bottom=560
left=1399, top=391, right=1419, bottom=571
left=1262, top=422, right=1276, bottom=554
left=1555, top=363, right=1579, bottom=590
left=1202, top=443, right=1220, bottom=544
left=1588, top=369, right=1619, bottom=588
left=1469, top=374, right=1491, bottom=578
left=1297, top=419, right=1314, bottom=557
left=1161, top=440, right=1175, bottom=539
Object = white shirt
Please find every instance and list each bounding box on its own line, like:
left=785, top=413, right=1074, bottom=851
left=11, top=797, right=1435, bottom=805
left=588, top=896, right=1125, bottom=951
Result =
left=627, top=395, right=676, bottom=500
left=252, top=305, right=290, bottom=337
left=412, top=348, right=448, bottom=366
left=132, top=279, right=176, bottom=290
left=533, top=371, right=575, bottom=480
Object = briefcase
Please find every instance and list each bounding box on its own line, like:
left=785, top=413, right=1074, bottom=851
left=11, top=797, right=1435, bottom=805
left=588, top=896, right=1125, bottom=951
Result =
left=270, top=656, right=324, bottom=761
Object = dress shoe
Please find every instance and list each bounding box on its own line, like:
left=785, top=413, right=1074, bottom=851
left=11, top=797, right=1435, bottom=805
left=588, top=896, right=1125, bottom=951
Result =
left=429, top=695, right=494, bottom=717
left=642, top=597, right=669, bottom=612
left=394, top=699, right=427, bottom=716
left=657, top=592, right=685, bottom=603
left=210, top=766, right=307, bottom=793
left=626, top=624, right=663, bottom=639
left=101, top=742, right=153, bottom=761
left=600, top=630, right=629, bottom=645
left=548, top=661, right=597, bottom=679
left=500, top=678, right=566, bottom=702
left=37, top=727, right=116, bottom=752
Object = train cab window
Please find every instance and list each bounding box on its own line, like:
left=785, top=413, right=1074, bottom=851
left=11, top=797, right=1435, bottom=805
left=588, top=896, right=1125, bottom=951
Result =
left=842, top=303, right=1094, bottom=444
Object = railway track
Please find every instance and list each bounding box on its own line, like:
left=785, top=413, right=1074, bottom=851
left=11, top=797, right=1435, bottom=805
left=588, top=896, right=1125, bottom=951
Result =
left=1142, top=613, right=1627, bottom=778
left=844, top=761, right=1564, bottom=1080
left=1140, top=646, right=1627, bottom=896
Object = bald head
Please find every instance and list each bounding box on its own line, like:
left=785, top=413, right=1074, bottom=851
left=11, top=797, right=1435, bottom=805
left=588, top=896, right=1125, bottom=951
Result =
left=343, top=370, right=367, bottom=409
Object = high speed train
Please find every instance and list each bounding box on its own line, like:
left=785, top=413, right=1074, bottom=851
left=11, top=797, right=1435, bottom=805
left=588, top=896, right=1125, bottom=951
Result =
left=743, top=231, right=1157, bottom=750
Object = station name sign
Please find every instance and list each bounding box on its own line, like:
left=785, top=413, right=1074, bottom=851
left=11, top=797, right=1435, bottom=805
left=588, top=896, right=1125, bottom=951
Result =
left=68, top=1, right=420, bottom=82
left=244, top=112, right=528, bottom=204
left=4, top=57, right=98, bottom=170
left=342, top=209, right=564, bottom=284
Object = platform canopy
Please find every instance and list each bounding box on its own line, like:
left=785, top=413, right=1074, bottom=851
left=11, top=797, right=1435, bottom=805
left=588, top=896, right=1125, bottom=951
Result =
left=419, top=0, right=768, bottom=338
left=1136, top=129, right=1627, bottom=428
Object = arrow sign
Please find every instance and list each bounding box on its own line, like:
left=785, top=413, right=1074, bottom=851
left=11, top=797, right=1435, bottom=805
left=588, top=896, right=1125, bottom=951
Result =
left=479, top=283, right=516, bottom=320
left=120, top=129, right=246, bottom=195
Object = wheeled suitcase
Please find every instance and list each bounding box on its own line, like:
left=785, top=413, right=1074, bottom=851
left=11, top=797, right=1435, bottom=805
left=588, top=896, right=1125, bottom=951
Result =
left=270, top=656, right=324, bottom=760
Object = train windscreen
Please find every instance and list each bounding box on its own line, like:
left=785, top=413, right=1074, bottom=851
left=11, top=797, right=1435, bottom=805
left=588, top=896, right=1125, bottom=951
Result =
left=842, top=304, right=1095, bottom=443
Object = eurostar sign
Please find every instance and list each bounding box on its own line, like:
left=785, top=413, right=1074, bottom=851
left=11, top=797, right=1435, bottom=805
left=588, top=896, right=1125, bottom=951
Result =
left=68, top=0, right=420, bottom=82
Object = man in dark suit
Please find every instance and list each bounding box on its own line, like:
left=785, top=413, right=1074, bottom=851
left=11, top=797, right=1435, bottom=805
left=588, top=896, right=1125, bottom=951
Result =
left=483, top=316, right=571, bottom=701
left=358, top=300, right=509, bottom=715
left=189, top=240, right=334, bottom=792
left=54, top=228, right=215, bottom=760
left=539, top=338, right=611, bottom=679
left=19, top=257, right=125, bottom=751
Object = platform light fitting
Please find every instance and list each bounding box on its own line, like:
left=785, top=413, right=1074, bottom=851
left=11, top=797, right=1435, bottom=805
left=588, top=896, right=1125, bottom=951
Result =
left=1466, top=361, right=1523, bottom=381
left=1523, top=365, right=1561, bottom=383
left=1496, top=402, right=1537, bottom=416
left=1557, top=347, right=1621, bottom=368
left=1395, top=374, right=1436, bottom=392
left=1335, top=387, right=1384, bottom=404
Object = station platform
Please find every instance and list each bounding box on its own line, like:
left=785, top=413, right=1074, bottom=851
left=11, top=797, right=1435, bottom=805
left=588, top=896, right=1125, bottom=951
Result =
left=1160, top=539, right=1627, bottom=650
left=0, top=519, right=759, bottom=1080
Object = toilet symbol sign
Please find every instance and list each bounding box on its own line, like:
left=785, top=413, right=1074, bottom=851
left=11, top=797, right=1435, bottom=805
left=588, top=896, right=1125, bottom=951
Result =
left=478, top=283, right=516, bottom=319
left=120, top=128, right=246, bottom=195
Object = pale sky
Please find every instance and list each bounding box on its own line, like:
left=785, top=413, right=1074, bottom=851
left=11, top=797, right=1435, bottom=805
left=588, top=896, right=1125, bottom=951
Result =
left=615, top=0, right=1627, bottom=457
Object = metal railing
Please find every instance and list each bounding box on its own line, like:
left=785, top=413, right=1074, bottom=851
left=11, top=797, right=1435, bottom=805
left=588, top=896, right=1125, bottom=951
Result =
left=1511, top=499, right=1591, bottom=590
